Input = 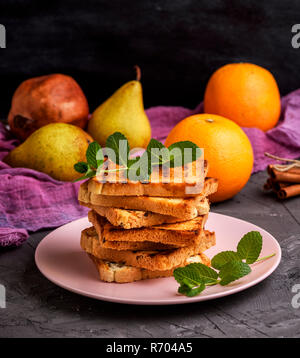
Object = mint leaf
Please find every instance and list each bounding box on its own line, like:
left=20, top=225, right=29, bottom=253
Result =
left=181, top=278, right=196, bottom=290
left=219, top=261, right=251, bottom=286
left=127, top=157, right=140, bottom=168
left=106, top=132, right=129, bottom=166
left=74, top=142, right=103, bottom=178
left=130, top=155, right=141, bottom=162
left=186, top=284, right=206, bottom=297
left=168, top=141, right=202, bottom=167
left=96, top=145, right=104, bottom=166
left=178, top=282, right=206, bottom=297
left=146, top=138, right=165, bottom=151
left=74, top=161, right=88, bottom=174
left=73, top=166, right=97, bottom=182
left=173, top=263, right=214, bottom=297
left=174, top=263, right=219, bottom=287
left=211, top=251, right=241, bottom=270
left=145, top=139, right=202, bottom=169
left=146, top=139, right=169, bottom=166
left=191, top=263, right=219, bottom=284
left=86, top=142, right=102, bottom=169
left=178, top=284, right=192, bottom=295
left=237, top=231, right=263, bottom=264
left=173, top=265, right=203, bottom=287
left=127, top=152, right=151, bottom=182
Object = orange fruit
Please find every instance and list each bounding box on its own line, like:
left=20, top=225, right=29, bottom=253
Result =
left=165, top=114, right=254, bottom=202
left=204, top=63, right=281, bottom=132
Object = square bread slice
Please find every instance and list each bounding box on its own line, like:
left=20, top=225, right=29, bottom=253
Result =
left=79, top=177, right=218, bottom=219
left=88, top=159, right=208, bottom=197
left=80, top=198, right=210, bottom=229
left=87, top=252, right=211, bottom=283
left=81, top=226, right=215, bottom=271
left=88, top=210, right=208, bottom=248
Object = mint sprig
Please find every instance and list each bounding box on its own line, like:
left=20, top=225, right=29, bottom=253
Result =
left=73, top=132, right=202, bottom=182
left=73, top=165, right=97, bottom=182
left=174, top=231, right=276, bottom=297
left=73, top=141, right=104, bottom=182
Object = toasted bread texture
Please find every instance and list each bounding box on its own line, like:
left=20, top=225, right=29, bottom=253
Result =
left=88, top=210, right=208, bottom=248
left=88, top=159, right=208, bottom=197
left=88, top=252, right=211, bottom=283
left=96, top=239, right=178, bottom=251
left=81, top=226, right=215, bottom=271
left=79, top=177, right=218, bottom=219
left=80, top=198, right=210, bottom=229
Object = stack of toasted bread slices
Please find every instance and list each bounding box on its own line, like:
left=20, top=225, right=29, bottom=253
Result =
left=79, top=160, right=218, bottom=283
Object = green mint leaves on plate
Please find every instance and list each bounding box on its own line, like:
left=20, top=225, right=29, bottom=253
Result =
left=74, top=131, right=202, bottom=182
left=173, top=231, right=276, bottom=297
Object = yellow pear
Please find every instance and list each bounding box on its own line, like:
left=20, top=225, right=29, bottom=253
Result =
left=88, top=67, right=151, bottom=149
left=4, top=123, right=93, bottom=181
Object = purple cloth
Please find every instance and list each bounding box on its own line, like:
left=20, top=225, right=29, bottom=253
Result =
left=1, top=88, right=300, bottom=246
left=0, top=227, right=28, bottom=247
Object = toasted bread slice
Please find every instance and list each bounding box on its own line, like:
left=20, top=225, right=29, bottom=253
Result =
left=79, top=177, right=218, bottom=219
left=88, top=210, right=208, bottom=248
left=88, top=160, right=208, bottom=197
left=88, top=252, right=211, bottom=283
left=98, top=239, right=178, bottom=251
left=87, top=209, right=207, bottom=250
left=81, top=226, right=215, bottom=271
left=80, top=198, right=210, bottom=229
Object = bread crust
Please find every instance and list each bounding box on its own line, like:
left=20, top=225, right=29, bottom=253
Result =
left=88, top=252, right=211, bottom=283
left=79, top=178, right=218, bottom=219
left=80, top=199, right=210, bottom=229
left=88, top=210, right=208, bottom=248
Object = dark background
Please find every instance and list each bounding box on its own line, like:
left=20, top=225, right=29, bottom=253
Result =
left=0, top=0, right=299, bottom=118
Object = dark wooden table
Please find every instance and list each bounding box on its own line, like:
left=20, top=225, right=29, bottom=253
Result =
left=1, top=171, right=300, bottom=338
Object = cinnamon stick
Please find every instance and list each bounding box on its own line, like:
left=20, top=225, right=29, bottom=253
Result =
left=271, top=181, right=289, bottom=192
left=267, top=165, right=300, bottom=183
left=277, top=184, right=300, bottom=199
left=263, top=177, right=289, bottom=191
left=264, top=155, right=300, bottom=199
left=263, top=178, right=273, bottom=190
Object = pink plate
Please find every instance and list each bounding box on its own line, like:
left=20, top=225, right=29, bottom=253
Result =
left=35, top=212, right=281, bottom=305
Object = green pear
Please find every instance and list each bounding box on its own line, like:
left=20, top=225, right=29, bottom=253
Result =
left=87, top=69, right=151, bottom=149
left=4, top=123, right=93, bottom=181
